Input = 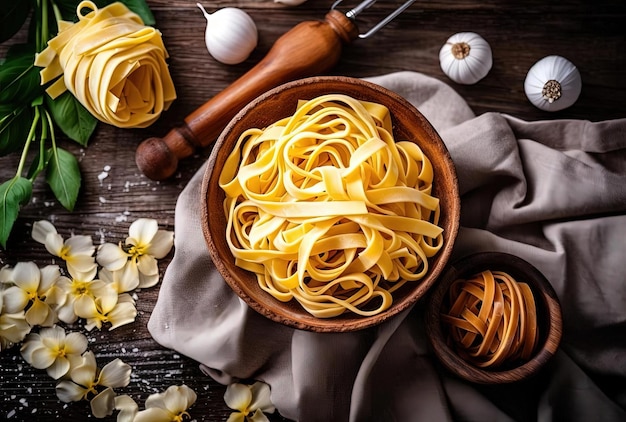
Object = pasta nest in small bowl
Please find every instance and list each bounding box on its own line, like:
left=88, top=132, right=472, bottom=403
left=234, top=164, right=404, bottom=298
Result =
left=424, top=252, right=563, bottom=383
left=201, top=76, right=460, bottom=332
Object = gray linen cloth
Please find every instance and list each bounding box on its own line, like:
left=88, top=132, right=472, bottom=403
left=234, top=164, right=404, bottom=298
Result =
left=148, top=71, right=626, bottom=421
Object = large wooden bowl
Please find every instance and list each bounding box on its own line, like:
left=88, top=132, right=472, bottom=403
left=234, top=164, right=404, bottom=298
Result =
left=425, top=252, right=563, bottom=383
left=201, top=76, right=460, bottom=332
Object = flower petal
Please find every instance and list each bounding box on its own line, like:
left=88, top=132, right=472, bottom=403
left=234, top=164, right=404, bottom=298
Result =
left=70, top=351, right=97, bottom=386
left=94, top=284, right=121, bottom=315
left=74, top=295, right=99, bottom=319
left=38, top=265, right=61, bottom=293
left=226, top=412, right=246, bottom=422
left=56, top=380, right=88, bottom=402
left=249, top=382, right=275, bottom=414
left=20, top=333, right=42, bottom=362
left=91, top=387, right=116, bottom=418
left=137, top=272, right=159, bottom=289
left=107, top=301, right=137, bottom=330
left=101, top=266, right=139, bottom=293
left=144, top=390, right=167, bottom=410
left=25, top=298, right=53, bottom=326
left=136, top=254, right=158, bottom=277
left=45, top=232, right=65, bottom=257
left=65, top=332, right=89, bottom=355
left=160, top=384, right=195, bottom=414
left=32, top=220, right=57, bottom=244
left=249, top=409, right=271, bottom=422
left=47, top=355, right=71, bottom=379
left=224, top=383, right=252, bottom=412
left=178, top=384, right=197, bottom=408
left=97, top=243, right=130, bottom=271
left=99, top=358, right=131, bottom=388
left=0, top=264, right=13, bottom=283
left=146, top=230, right=174, bottom=259
left=134, top=408, right=173, bottom=422
left=3, top=286, right=29, bottom=313
left=65, top=235, right=96, bottom=256
left=115, top=395, right=139, bottom=422
left=11, top=262, right=40, bottom=292
left=66, top=255, right=98, bottom=278
left=0, top=313, right=31, bottom=344
left=127, top=218, right=158, bottom=246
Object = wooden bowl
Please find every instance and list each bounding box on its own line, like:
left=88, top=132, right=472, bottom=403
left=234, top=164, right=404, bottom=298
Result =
left=424, top=252, right=563, bottom=383
left=201, top=76, right=460, bottom=332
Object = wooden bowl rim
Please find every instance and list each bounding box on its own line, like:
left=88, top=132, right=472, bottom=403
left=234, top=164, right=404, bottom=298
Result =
left=424, top=251, right=563, bottom=383
left=201, top=75, right=460, bottom=332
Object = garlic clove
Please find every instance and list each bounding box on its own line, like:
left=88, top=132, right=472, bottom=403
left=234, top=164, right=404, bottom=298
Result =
left=274, top=0, right=309, bottom=5
left=439, top=32, right=493, bottom=85
left=524, top=55, right=582, bottom=112
left=197, top=3, right=258, bottom=65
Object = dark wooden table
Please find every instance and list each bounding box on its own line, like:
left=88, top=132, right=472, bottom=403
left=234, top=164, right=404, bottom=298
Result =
left=1, top=1, right=625, bottom=420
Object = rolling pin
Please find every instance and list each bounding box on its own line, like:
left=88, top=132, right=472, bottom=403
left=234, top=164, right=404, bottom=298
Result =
left=135, top=1, right=416, bottom=180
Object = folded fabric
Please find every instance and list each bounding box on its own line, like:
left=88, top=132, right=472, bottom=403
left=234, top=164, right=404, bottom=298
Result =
left=148, top=71, right=626, bottom=421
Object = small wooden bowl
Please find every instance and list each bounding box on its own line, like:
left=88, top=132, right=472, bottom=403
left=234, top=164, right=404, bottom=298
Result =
left=425, top=252, right=563, bottom=383
left=201, top=76, right=460, bottom=332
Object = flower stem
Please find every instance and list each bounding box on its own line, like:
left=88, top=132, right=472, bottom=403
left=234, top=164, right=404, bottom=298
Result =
left=16, top=107, right=41, bottom=178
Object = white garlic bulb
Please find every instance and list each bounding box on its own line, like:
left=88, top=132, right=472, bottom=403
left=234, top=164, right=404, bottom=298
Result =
left=524, top=55, right=582, bottom=112
left=197, top=3, right=258, bottom=65
left=274, top=0, right=308, bottom=5
left=439, top=32, right=493, bottom=85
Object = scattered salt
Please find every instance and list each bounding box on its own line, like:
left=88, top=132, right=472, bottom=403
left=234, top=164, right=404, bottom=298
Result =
left=104, top=165, right=111, bottom=172
left=97, top=171, right=108, bottom=185
left=99, top=196, right=106, bottom=203
left=7, top=409, right=16, bottom=418
left=132, top=348, right=139, bottom=353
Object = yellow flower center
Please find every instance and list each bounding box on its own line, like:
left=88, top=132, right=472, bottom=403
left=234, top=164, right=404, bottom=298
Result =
left=72, top=281, right=90, bottom=297
left=59, top=245, right=71, bottom=260
left=127, top=243, right=148, bottom=258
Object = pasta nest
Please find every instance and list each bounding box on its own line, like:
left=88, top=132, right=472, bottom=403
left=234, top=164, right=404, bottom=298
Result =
left=34, top=1, right=176, bottom=128
left=220, top=94, right=444, bottom=318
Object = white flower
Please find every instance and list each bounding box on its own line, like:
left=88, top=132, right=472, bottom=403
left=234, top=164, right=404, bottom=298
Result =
left=56, top=351, right=132, bottom=418
left=20, top=325, right=88, bottom=379
left=97, top=218, right=173, bottom=289
left=0, top=288, right=32, bottom=350
left=225, top=382, right=275, bottom=422
left=32, top=220, right=97, bottom=279
left=2, top=262, right=62, bottom=326
left=133, top=384, right=197, bottom=422
left=76, top=292, right=137, bottom=331
left=54, top=266, right=116, bottom=325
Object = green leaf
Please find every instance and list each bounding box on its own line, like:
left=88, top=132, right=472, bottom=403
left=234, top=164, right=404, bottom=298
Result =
left=45, top=91, right=97, bottom=146
left=55, top=0, right=155, bottom=26
left=117, top=0, right=155, bottom=26
left=0, top=46, right=43, bottom=105
left=0, top=176, right=33, bottom=248
left=46, top=146, right=81, bottom=211
left=0, top=0, right=32, bottom=43
left=0, top=104, right=33, bottom=156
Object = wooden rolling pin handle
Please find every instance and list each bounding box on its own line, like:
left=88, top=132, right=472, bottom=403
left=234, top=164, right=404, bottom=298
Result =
left=136, top=10, right=359, bottom=181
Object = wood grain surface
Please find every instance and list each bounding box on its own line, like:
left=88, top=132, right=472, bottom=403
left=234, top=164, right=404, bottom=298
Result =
left=1, top=1, right=625, bottom=421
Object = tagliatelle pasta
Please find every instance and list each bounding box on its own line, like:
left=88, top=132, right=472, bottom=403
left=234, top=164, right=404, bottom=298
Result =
left=219, top=94, right=444, bottom=318
left=34, top=1, right=176, bottom=128
left=441, top=270, right=539, bottom=368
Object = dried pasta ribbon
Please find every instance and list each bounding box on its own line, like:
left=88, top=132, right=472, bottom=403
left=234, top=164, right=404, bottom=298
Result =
left=220, top=94, right=444, bottom=318
left=34, top=1, right=176, bottom=128
left=441, top=270, right=539, bottom=368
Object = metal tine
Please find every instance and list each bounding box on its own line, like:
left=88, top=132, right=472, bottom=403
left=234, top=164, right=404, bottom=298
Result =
left=331, top=0, right=417, bottom=39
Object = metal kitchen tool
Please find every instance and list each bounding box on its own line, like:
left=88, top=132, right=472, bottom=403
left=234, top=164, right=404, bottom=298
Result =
left=135, top=0, right=417, bottom=180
